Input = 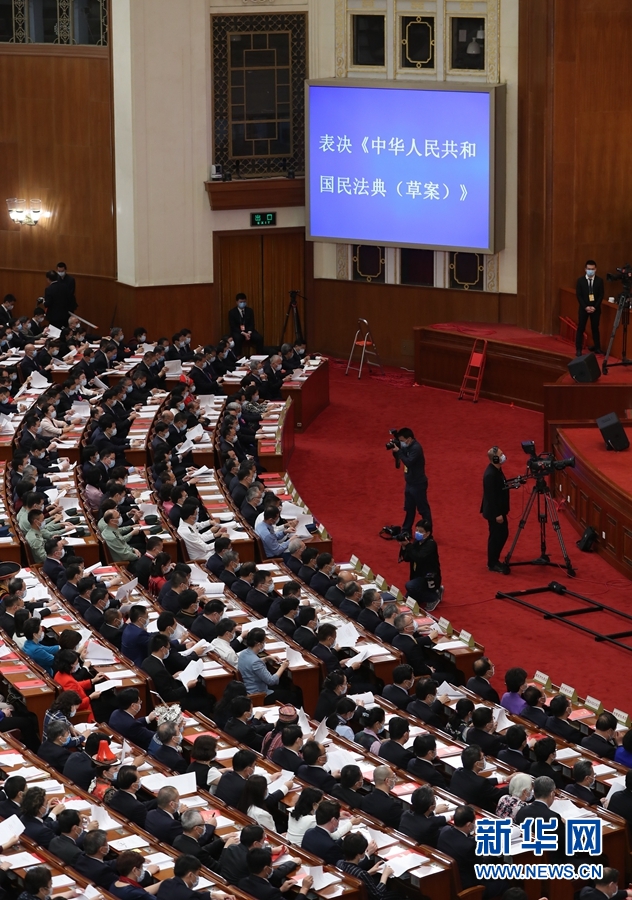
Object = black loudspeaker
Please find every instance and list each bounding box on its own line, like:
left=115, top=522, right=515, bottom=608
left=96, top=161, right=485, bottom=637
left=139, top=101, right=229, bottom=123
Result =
left=567, top=352, right=601, bottom=383
left=596, top=412, right=630, bottom=451
left=577, top=526, right=598, bottom=552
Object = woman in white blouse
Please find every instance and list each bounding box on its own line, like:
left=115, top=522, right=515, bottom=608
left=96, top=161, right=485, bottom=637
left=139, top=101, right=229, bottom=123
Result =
left=237, top=773, right=293, bottom=833
left=39, top=400, right=75, bottom=438
left=286, top=787, right=355, bottom=845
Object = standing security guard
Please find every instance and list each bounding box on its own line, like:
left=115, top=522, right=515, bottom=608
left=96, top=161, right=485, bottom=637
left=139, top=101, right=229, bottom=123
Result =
left=392, top=428, right=432, bottom=533
left=481, top=446, right=510, bottom=574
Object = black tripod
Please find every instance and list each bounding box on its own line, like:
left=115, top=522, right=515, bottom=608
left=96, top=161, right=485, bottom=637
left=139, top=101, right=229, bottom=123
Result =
left=279, top=290, right=305, bottom=347
left=602, top=292, right=632, bottom=374
left=504, top=476, right=575, bottom=577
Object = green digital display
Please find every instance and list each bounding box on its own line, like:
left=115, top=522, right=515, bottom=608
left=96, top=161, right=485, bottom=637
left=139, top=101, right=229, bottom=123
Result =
left=250, top=212, right=277, bottom=227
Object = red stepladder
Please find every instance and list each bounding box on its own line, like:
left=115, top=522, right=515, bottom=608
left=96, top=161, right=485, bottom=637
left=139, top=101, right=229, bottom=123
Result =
left=458, top=338, right=487, bottom=402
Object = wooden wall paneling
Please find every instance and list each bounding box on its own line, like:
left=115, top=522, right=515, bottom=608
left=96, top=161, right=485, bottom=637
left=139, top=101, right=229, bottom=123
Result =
left=131, top=284, right=216, bottom=344
left=0, top=51, right=115, bottom=279
left=517, top=0, right=552, bottom=334
left=310, top=278, right=505, bottom=367
left=216, top=234, right=263, bottom=344
left=519, top=0, right=632, bottom=335
left=262, top=232, right=304, bottom=348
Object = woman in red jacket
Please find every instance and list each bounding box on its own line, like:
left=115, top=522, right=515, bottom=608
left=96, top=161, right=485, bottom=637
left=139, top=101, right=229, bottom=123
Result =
left=53, top=649, right=107, bottom=722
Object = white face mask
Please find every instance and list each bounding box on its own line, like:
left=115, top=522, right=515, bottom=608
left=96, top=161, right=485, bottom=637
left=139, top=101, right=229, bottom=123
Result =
left=499, top=453, right=506, bottom=464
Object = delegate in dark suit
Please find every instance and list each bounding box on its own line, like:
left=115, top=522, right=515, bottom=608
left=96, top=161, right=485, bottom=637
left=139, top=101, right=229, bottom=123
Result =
left=575, top=268, right=604, bottom=355
left=378, top=740, right=413, bottom=769
left=581, top=732, right=616, bottom=760
left=301, top=826, right=343, bottom=866
left=359, top=790, right=403, bottom=829
left=71, top=854, right=118, bottom=889
left=63, top=749, right=96, bottom=791
left=145, top=807, right=183, bottom=845
left=150, top=743, right=189, bottom=773
left=238, top=875, right=282, bottom=900
left=392, top=633, right=433, bottom=677
left=215, top=770, right=249, bottom=808
left=607, top=788, right=632, bottom=827
left=156, top=876, right=211, bottom=900
left=399, top=811, right=446, bottom=847
left=449, top=768, right=507, bottom=813
left=293, top=626, right=318, bottom=652
left=21, top=814, right=59, bottom=848
left=48, top=833, right=83, bottom=864
left=437, top=825, right=483, bottom=890
left=108, top=709, right=155, bottom=751
left=407, top=757, right=447, bottom=787
left=465, top=675, right=500, bottom=704
left=296, top=765, right=337, bottom=793
left=497, top=747, right=531, bottom=773
left=382, top=683, right=410, bottom=709
left=480, top=456, right=510, bottom=571
left=514, top=800, right=566, bottom=862
left=172, top=832, right=216, bottom=868
left=106, top=789, right=153, bottom=828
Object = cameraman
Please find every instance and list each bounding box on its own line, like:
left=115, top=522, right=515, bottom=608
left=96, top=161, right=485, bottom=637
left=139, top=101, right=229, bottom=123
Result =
left=400, top=519, right=443, bottom=612
left=481, top=446, right=510, bottom=574
left=389, top=427, right=432, bottom=532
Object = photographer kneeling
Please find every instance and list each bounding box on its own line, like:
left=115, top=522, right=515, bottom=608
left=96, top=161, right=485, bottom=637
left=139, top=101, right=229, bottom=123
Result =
left=400, top=520, right=443, bottom=612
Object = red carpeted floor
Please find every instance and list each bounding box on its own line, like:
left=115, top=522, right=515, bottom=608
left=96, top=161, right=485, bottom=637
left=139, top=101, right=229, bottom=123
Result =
left=289, top=361, right=632, bottom=709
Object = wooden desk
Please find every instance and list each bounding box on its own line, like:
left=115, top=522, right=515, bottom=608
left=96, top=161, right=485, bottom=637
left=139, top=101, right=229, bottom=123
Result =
left=281, top=358, right=330, bottom=432
left=257, top=398, right=295, bottom=472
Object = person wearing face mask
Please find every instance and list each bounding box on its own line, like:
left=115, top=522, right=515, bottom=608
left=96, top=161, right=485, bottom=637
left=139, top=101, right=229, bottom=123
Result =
left=111, top=850, right=161, bottom=900
left=128, top=327, right=148, bottom=353
left=157, top=854, right=234, bottom=900
left=0, top=294, right=15, bottom=328
left=26, top=306, right=46, bottom=336
left=578, top=868, right=632, bottom=900
left=43, top=689, right=84, bottom=748
left=390, top=427, right=432, bottom=538
left=262, top=354, right=285, bottom=400
left=18, top=865, right=75, bottom=900
left=190, top=352, right=224, bottom=395
left=102, top=508, right=142, bottom=562
left=255, top=506, right=295, bottom=558
left=224, top=696, right=274, bottom=753
left=84, top=584, right=111, bottom=629
left=20, top=343, right=46, bottom=378
left=239, top=847, right=311, bottom=900
left=36, top=719, right=74, bottom=773
left=215, top=337, right=238, bottom=373
left=110, top=326, right=133, bottom=361
left=228, top=292, right=263, bottom=356
left=177, top=500, right=217, bottom=562
left=148, top=727, right=189, bottom=775
left=109, top=687, right=158, bottom=751
left=54, top=648, right=108, bottom=721
left=481, top=445, right=511, bottom=574
left=576, top=259, right=604, bottom=356
left=141, top=634, right=215, bottom=715
left=400, top=519, right=443, bottom=612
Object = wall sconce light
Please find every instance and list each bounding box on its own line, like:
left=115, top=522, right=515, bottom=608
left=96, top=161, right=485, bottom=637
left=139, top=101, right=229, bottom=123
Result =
left=6, top=198, right=42, bottom=226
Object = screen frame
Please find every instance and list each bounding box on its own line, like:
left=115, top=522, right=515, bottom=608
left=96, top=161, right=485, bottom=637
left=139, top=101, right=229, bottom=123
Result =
left=305, top=78, right=506, bottom=255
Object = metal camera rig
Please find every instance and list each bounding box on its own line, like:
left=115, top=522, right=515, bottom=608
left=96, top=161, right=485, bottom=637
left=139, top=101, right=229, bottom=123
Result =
left=603, top=265, right=632, bottom=374
left=503, top=441, right=576, bottom=577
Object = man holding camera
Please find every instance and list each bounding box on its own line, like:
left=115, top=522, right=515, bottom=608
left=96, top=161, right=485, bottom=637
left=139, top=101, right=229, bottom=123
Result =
left=400, top=520, right=443, bottom=612
left=481, top=446, right=510, bottom=574
left=388, top=428, right=432, bottom=533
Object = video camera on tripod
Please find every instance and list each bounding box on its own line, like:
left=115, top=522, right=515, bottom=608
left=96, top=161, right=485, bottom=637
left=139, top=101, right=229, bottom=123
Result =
left=606, top=264, right=632, bottom=292
left=504, top=441, right=575, bottom=489
left=603, top=265, right=632, bottom=374
left=502, top=440, right=576, bottom=576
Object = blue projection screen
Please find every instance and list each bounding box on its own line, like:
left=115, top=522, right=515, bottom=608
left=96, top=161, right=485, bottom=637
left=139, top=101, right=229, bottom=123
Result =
left=306, top=81, right=505, bottom=254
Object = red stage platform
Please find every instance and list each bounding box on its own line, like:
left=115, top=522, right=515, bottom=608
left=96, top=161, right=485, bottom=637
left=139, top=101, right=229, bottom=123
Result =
left=415, top=322, right=632, bottom=448
left=552, top=422, right=632, bottom=579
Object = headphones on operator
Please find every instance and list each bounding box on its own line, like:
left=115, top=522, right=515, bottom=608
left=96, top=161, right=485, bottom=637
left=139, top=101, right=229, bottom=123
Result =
left=489, top=447, right=501, bottom=464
